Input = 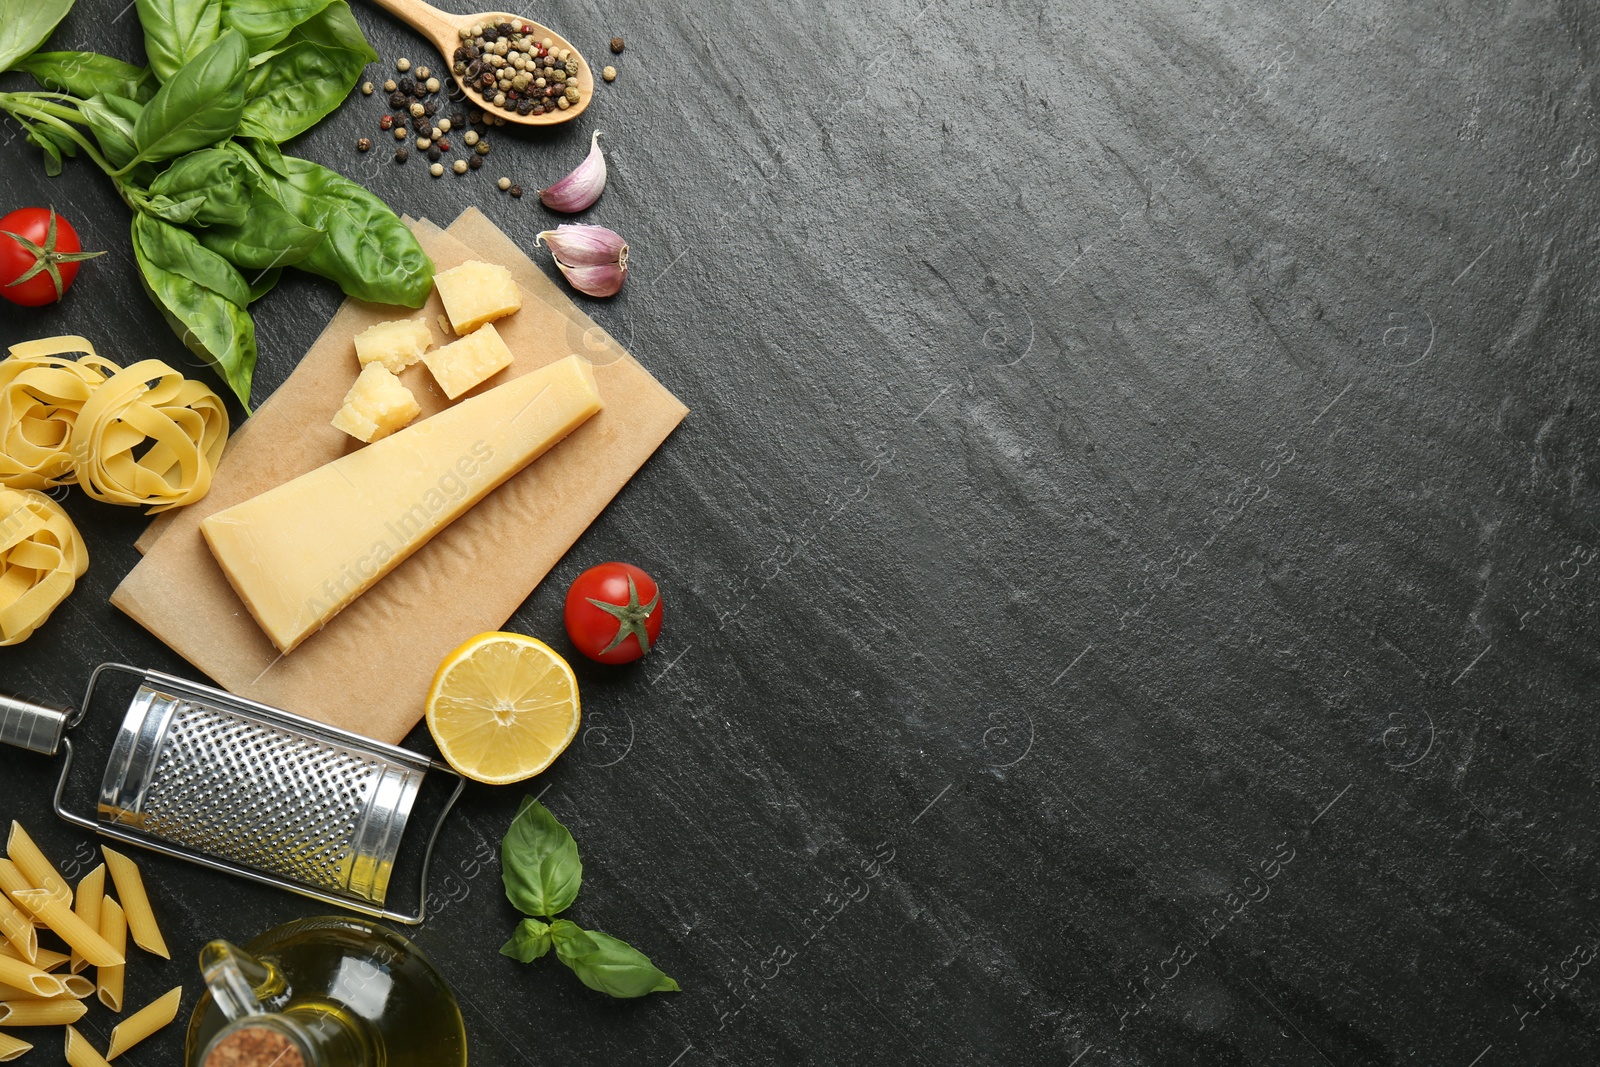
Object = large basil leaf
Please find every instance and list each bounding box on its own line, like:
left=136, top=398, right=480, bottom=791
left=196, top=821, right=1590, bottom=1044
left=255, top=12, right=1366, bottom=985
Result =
left=132, top=30, right=247, bottom=165
left=222, top=0, right=335, bottom=53
left=149, top=147, right=253, bottom=226
left=131, top=215, right=256, bottom=408
left=550, top=923, right=680, bottom=999
left=132, top=213, right=251, bottom=306
left=268, top=155, right=433, bottom=306
left=500, top=798, right=582, bottom=919
left=0, top=0, right=76, bottom=75
left=75, top=94, right=140, bottom=169
left=238, top=2, right=376, bottom=142
left=136, top=0, right=221, bottom=83
left=194, top=189, right=323, bottom=269
left=14, top=51, right=157, bottom=102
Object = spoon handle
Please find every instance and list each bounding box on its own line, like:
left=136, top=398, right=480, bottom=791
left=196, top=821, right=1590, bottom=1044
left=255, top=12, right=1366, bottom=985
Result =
left=366, top=0, right=458, bottom=41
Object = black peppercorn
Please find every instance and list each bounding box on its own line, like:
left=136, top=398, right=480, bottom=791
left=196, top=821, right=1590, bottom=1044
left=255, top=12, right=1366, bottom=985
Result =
left=394, top=147, right=409, bottom=162
left=454, top=46, right=468, bottom=61
left=423, top=101, right=438, bottom=116
left=428, top=146, right=442, bottom=162
left=509, top=184, right=523, bottom=198
left=610, top=37, right=624, bottom=53
left=356, top=137, right=372, bottom=151
left=397, top=75, right=416, bottom=94
left=516, top=99, right=533, bottom=114
left=388, top=91, right=407, bottom=108
left=467, top=155, right=483, bottom=169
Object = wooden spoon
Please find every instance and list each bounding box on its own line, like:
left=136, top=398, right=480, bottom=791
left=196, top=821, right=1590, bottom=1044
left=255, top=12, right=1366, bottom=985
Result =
left=367, top=0, right=594, bottom=127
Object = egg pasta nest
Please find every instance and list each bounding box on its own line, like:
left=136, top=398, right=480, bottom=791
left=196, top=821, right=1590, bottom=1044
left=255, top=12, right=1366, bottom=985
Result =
left=0, top=488, right=87, bottom=646
left=0, top=336, right=227, bottom=514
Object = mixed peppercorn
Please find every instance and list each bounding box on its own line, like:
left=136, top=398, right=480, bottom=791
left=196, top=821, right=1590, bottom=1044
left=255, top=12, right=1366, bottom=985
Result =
left=361, top=56, right=505, bottom=180
left=453, top=21, right=584, bottom=116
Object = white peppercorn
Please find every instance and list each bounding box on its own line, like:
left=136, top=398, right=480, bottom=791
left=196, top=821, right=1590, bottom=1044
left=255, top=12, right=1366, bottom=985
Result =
left=429, top=162, right=444, bottom=177
left=602, top=66, right=616, bottom=82
left=438, top=118, right=452, bottom=132
left=396, top=57, right=411, bottom=72
left=409, top=101, right=425, bottom=117
left=383, top=79, right=397, bottom=92
left=453, top=159, right=468, bottom=174
left=393, top=126, right=407, bottom=140
left=417, top=66, right=431, bottom=79
left=361, top=81, right=374, bottom=94
left=425, top=77, right=441, bottom=92
left=497, top=176, right=511, bottom=190
left=415, top=137, right=431, bottom=150
left=463, top=130, right=479, bottom=146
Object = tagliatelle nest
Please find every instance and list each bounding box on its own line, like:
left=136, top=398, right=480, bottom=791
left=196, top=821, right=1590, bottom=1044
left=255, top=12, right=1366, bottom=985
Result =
left=68, top=358, right=229, bottom=515
left=0, top=487, right=87, bottom=646
left=0, top=336, right=119, bottom=490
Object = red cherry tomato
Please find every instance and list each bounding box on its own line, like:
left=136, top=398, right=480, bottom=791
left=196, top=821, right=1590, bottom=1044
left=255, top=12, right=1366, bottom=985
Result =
left=0, top=207, right=104, bottom=306
left=564, top=562, right=663, bottom=664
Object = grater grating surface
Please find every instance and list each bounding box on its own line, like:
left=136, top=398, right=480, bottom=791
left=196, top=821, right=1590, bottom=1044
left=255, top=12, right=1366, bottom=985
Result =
left=142, top=699, right=382, bottom=895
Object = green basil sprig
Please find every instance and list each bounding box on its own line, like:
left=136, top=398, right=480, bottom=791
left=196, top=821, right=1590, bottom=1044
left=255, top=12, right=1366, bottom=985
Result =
left=496, top=798, right=680, bottom=999
left=0, top=0, right=433, bottom=410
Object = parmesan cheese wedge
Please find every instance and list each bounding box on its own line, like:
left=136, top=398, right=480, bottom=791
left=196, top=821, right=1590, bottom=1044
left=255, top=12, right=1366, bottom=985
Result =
left=201, top=356, right=603, bottom=654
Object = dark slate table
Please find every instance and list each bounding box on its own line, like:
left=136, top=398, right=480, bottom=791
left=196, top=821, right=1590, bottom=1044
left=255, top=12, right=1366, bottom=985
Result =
left=3, top=1, right=1597, bottom=1064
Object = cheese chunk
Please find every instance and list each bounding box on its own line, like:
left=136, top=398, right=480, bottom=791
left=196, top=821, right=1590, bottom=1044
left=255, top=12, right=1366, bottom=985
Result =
left=354, top=317, right=432, bottom=373
left=434, top=260, right=521, bottom=334
left=202, top=356, right=603, bottom=653
left=423, top=323, right=515, bottom=400
left=332, top=364, right=422, bottom=443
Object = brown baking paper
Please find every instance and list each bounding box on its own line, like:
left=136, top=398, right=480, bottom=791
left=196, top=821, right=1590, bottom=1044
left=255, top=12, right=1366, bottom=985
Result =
left=112, top=208, right=687, bottom=744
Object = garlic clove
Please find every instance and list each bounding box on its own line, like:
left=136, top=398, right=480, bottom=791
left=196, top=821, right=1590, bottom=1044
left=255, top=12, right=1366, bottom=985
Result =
left=539, top=131, right=606, bottom=212
left=536, top=224, right=627, bottom=267
left=551, top=260, right=627, bottom=297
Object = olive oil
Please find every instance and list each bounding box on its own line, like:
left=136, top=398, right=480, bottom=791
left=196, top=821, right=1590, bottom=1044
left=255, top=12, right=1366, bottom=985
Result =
left=186, top=917, right=467, bottom=1067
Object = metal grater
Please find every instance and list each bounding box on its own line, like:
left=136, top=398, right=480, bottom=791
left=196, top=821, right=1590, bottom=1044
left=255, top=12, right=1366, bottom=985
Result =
left=0, top=664, right=462, bottom=924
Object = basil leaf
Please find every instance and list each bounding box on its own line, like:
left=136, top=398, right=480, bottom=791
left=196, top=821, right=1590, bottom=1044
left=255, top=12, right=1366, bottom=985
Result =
left=500, top=797, right=582, bottom=919
left=222, top=0, right=336, bottom=54
left=74, top=94, right=140, bottom=169
left=150, top=147, right=253, bottom=226
left=267, top=155, right=434, bottom=306
left=132, top=29, right=247, bottom=164
left=137, top=0, right=221, bottom=83
left=194, top=190, right=323, bottom=269
left=552, top=924, right=681, bottom=999
left=13, top=51, right=157, bottom=102
left=238, top=2, right=376, bottom=142
left=132, top=215, right=256, bottom=408
left=140, top=192, right=208, bottom=224
left=237, top=134, right=288, bottom=177
left=132, top=213, right=251, bottom=306
left=245, top=265, right=280, bottom=303
left=21, top=122, right=66, bottom=177
left=500, top=918, right=554, bottom=963
left=0, top=0, right=76, bottom=75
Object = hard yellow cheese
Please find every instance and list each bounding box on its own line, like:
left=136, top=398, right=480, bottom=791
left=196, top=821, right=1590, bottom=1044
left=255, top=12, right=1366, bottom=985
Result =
left=354, top=318, right=432, bottom=373
left=201, top=355, right=603, bottom=654
left=332, top=364, right=420, bottom=443
left=433, top=260, right=521, bottom=334
left=423, top=323, right=514, bottom=400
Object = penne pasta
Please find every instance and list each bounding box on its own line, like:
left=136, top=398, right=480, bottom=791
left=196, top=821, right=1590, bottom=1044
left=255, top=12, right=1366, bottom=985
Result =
left=0, top=942, right=66, bottom=972
left=0, top=955, right=63, bottom=997
left=106, top=985, right=182, bottom=1058
left=0, top=1031, right=31, bottom=1061
left=96, top=897, right=125, bottom=1013
left=64, top=1025, right=113, bottom=1067
left=0, top=896, right=33, bottom=965
left=0, top=995, right=87, bottom=1026
left=71, top=865, right=105, bottom=975
left=9, top=891, right=121, bottom=969
left=100, top=849, right=169, bottom=959
left=59, top=973, right=95, bottom=999
left=4, top=824, right=72, bottom=910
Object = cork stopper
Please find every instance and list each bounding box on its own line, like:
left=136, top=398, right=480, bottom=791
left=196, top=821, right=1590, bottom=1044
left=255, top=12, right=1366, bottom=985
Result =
left=204, top=1026, right=308, bottom=1067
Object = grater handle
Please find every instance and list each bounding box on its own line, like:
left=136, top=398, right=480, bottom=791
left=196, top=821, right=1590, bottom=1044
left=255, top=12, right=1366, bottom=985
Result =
left=0, top=691, right=71, bottom=756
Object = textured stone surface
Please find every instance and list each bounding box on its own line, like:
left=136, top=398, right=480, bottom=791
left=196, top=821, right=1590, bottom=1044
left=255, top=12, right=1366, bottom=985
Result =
left=1, top=0, right=1597, bottom=1064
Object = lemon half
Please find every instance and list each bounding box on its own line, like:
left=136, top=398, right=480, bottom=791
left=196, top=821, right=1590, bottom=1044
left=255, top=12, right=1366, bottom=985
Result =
left=425, top=632, right=581, bottom=784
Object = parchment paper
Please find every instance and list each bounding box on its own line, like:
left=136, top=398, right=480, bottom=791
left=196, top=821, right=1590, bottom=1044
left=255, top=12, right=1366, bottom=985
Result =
left=111, top=208, right=688, bottom=744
